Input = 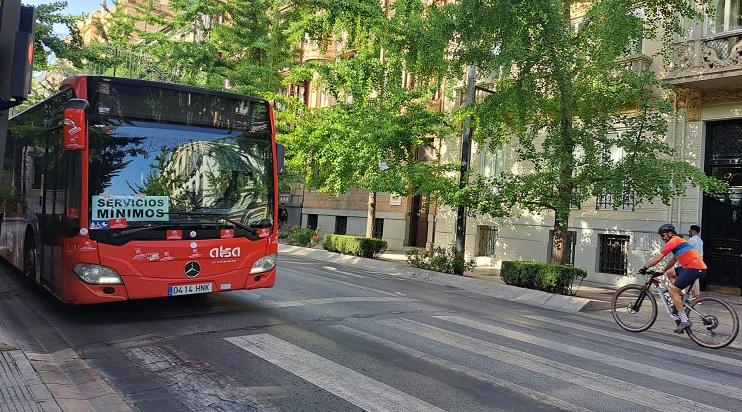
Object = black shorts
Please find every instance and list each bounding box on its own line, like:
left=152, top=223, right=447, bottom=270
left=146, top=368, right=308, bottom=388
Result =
left=674, top=267, right=705, bottom=290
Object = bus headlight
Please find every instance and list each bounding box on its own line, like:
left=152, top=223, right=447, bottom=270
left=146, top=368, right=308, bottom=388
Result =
left=250, top=254, right=277, bottom=274
left=73, top=264, right=124, bottom=285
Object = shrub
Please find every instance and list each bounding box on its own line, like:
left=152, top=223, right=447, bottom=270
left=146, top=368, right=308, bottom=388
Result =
left=282, top=226, right=317, bottom=247
left=322, top=234, right=388, bottom=258
left=406, top=245, right=475, bottom=274
left=500, top=261, right=587, bottom=295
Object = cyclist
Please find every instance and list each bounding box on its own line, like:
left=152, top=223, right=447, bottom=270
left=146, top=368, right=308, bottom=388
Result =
left=640, top=224, right=707, bottom=333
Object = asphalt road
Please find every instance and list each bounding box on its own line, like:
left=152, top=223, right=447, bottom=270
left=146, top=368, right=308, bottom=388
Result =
left=2, top=255, right=742, bottom=411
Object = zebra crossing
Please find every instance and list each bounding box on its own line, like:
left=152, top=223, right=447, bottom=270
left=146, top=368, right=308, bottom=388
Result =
left=166, top=310, right=742, bottom=412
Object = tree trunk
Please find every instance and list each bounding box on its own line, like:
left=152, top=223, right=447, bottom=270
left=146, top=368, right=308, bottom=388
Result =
left=365, top=191, right=376, bottom=238
left=550, top=209, right=570, bottom=265
left=549, top=0, right=575, bottom=266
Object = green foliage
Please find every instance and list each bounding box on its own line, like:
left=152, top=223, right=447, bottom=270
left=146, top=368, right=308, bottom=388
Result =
left=501, top=261, right=586, bottom=296
left=438, top=0, right=725, bottom=264
left=281, top=226, right=317, bottom=248
left=322, top=234, right=388, bottom=258
left=406, top=245, right=475, bottom=275
left=32, top=1, right=88, bottom=71
left=282, top=0, right=458, bottom=203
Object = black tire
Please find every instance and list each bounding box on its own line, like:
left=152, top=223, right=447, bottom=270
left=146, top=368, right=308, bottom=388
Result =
left=23, top=231, right=39, bottom=286
left=611, top=284, right=657, bottom=332
left=685, top=296, right=739, bottom=349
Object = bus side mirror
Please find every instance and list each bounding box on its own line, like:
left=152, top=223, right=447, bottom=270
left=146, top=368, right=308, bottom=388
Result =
left=276, top=143, right=285, bottom=175
left=63, top=99, right=89, bottom=151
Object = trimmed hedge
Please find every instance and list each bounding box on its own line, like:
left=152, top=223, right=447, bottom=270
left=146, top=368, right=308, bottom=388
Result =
left=280, top=226, right=317, bottom=247
left=501, top=261, right=587, bottom=295
left=322, top=234, right=388, bottom=258
left=406, top=245, right=475, bottom=274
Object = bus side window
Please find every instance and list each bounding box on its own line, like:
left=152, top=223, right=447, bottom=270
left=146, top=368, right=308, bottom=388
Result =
left=63, top=151, right=82, bottom=236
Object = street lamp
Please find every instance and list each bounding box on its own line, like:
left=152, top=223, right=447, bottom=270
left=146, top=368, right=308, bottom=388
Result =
left=454, top=65, right=495, bottom=275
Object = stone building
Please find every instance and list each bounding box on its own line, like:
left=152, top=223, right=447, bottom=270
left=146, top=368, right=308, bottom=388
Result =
left=432, top=2, right=742, bottom=294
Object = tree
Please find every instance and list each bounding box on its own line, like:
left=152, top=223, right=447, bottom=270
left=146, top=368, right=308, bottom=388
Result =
left=282, top=0, right=456, bottom=237
left=443, top=0, right=726, bottom=264
left=102, top=0, right=297, bottom=96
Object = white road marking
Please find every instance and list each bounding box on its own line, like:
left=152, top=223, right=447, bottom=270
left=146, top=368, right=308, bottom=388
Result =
left=381, top=319, right=725, bottom=412
left=226, top=334, right=444, bottom=412
left=437, top=316, right=742, bottom=401
left=263, top=296, right=419, bottom=308
left=332, top=325, right=591, bottom=412
left=524, top=315, right=742, bottom=369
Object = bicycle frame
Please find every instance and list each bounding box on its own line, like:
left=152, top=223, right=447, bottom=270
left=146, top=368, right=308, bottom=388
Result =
left=636, top=271, right=699, bottom=322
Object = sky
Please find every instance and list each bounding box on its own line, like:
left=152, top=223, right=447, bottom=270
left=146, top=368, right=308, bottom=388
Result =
left=24, top=0, right=102, bottom=35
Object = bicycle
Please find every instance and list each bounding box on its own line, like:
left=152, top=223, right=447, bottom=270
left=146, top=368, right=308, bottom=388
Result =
left=611, top=270, right=739, bottom=349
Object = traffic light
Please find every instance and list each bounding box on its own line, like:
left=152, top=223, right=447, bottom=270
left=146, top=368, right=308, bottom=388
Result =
left=1, top=0, right=36, bottom=110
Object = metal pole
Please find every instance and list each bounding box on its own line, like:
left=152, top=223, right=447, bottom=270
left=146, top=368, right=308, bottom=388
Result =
left=455, top=65, right=476, bottom=275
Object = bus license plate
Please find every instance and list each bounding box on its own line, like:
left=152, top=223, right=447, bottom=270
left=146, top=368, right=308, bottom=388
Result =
left=168, top=283, right=212, bottom=296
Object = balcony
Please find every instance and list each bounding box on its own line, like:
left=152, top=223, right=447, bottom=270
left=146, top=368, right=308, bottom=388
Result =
left=617, top=53, right=652, bottom=73
left=665, top=31, right=742, bottom=88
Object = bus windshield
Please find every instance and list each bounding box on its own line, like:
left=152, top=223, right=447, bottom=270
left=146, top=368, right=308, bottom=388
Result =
left=87, top=81, right=274, bottom=236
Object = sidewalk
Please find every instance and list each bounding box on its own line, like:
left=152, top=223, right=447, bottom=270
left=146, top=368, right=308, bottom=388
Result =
left=287, top=245, right=742, bottom=310
left=0, top=271, right=131, bottom=412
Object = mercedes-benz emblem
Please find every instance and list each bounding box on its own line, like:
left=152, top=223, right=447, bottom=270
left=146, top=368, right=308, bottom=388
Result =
left=184, top=261, right=201, bottom=277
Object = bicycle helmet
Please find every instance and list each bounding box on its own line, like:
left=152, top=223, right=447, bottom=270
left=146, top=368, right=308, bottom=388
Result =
left=657, top=223, right=676, bottom=234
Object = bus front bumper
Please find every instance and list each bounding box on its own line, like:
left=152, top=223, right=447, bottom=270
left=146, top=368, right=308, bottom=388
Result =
left=63, top=267, right=277, bottom=304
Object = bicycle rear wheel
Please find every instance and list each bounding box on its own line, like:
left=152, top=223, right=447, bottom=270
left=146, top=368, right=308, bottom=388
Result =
left=685, top=296, right=739, bottom=349
left=611, top=285, right=657, bottom=332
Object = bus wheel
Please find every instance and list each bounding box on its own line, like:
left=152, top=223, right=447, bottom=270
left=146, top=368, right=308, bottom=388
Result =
left=23, top=231, right=39, bottom=286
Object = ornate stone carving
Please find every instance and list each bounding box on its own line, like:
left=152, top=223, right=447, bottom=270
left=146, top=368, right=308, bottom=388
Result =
left=675, top=87, right=702, bottom=121
left=668, top=42, right=695, bottom=75
left=702, top=34, right=742, bottom=70
left=667, top=33, right=742, bottom=81
left=702, top=88, right=742, bottom=105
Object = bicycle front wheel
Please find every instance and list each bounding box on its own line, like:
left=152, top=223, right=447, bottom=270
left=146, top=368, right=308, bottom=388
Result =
left=611, top=285, right=657, bottom=332
left=686, top=296, right=739, bottom=349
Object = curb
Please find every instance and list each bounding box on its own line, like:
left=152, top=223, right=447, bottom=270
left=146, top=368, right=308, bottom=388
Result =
left=279, top=244, right=597, bottom=313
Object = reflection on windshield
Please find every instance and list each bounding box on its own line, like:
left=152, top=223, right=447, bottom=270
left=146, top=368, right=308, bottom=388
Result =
left=88, top=120, right=273, bottom=228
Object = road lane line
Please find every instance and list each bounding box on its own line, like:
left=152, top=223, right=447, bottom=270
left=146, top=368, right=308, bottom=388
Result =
left=523, top=315, right=742, bottom=369
left=381, top=319, right=725, bottom=412
left=263, top=296, right=419, bottom=308
left=322, top=266, right=366, bottom=279
left=281, top=266, right=398, bottom=296
left=436, top=316, right=742, bottom=401
left=225, top=334, right=444, bottom=412
left=331, top=325, right=591, bottom=412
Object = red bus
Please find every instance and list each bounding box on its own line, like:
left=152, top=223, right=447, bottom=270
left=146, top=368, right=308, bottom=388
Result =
left=1, top=76, right=280, bottom=304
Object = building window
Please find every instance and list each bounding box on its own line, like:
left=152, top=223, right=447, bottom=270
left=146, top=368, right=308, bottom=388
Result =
left=373, top=218, right=384, bottom=239
left=599, top=234, right=630, bottom=275
left=548, top=230, right=576, bottom=265
left=707, top=0, right=742, bottom=34
left=477, top=226, right=498, bottom=257
left=596, top=191, right=635, bottom=211
left=307, top=214, right=318, bottom=230
left=479, top=146, right=505, bottom=178
left=334, top=216, right=347, bottom=235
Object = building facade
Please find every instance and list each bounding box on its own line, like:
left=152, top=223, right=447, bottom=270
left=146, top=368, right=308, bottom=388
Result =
left=433, top=2, right=742, bottom=293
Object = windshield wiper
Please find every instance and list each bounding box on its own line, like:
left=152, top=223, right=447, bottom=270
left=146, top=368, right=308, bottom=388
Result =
left=165, top=211, right=259, bottom=235
left=113, top=221, right=220, bottom=237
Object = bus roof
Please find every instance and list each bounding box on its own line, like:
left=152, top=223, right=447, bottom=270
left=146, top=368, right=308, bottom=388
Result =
left=64, top=76, right=270, bottom=105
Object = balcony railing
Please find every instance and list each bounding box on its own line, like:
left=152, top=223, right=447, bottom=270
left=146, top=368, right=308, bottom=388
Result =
left=665, top=31, right=742, bottom=84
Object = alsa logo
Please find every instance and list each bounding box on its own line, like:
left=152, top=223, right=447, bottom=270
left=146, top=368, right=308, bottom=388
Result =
left=209, top=246, right=241, bottom=258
